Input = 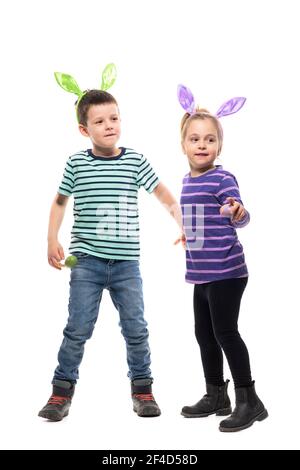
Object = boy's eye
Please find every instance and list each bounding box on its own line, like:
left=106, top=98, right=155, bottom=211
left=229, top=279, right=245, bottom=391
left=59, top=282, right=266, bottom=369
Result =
left=96, top=120, right=103, bottom=124
left=112, top=117, right=118, bottom=121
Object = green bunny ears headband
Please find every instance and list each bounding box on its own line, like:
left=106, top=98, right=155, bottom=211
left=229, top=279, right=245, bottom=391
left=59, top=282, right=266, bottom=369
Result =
left=54, top=63, right=117, bottom=121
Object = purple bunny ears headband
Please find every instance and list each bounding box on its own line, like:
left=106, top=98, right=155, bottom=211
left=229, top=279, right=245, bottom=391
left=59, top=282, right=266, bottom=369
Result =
left=177, top=84, right=246, bottom=118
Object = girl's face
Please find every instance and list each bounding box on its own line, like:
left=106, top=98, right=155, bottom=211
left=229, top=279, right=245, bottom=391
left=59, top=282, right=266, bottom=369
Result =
left=182, top=118, right=219, bottom=176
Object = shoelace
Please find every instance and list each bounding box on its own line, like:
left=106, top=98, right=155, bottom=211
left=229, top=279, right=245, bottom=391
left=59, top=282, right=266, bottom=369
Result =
left=133, top=393, right=155, bottom=401
left=48, top=395, right=69, bottom=405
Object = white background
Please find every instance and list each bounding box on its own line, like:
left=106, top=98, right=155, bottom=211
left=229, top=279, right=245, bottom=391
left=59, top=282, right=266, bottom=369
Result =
left=1, top=0, right=299, bottom=450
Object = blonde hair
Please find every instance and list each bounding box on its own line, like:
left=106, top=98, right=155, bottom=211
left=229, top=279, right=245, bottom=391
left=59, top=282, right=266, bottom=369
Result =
left=180, top=108, right=223, bottom=154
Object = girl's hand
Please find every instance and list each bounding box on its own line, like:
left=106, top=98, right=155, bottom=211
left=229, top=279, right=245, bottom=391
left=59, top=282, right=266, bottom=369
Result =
left=220, top=197, right=246, bottom=222
left=48, top=240, right=65, bottom=270
left=174, top=232, right=186, bottom=248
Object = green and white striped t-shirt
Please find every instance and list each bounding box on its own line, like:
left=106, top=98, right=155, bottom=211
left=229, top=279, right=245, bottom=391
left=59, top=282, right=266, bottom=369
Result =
left=58, top=147, right=159, bottom=260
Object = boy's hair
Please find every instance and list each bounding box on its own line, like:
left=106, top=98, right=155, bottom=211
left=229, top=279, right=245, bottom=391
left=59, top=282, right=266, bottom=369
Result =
left=76, top=89, right=118, bottom=126
left=180, top=108, right=224, bottom=154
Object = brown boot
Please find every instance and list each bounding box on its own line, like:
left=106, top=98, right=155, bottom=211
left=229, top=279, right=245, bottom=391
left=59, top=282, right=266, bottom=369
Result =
left=38, top=379, right=75, bottom=422
left=131, top=378, right=161, bottom=417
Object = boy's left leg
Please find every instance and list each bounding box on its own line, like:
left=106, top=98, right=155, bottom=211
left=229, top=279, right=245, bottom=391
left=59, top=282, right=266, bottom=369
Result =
left=109, top=260, right=161, bottom=417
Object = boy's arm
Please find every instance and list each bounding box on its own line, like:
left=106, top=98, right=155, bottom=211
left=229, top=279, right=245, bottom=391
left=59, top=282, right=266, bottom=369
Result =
left=152, top=182, right=183, bottom=230
left=48, top=193, right=69, bottom=270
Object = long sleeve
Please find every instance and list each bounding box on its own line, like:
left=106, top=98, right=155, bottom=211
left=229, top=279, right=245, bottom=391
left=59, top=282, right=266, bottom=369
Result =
left=216, top=175, right=250, bottom=229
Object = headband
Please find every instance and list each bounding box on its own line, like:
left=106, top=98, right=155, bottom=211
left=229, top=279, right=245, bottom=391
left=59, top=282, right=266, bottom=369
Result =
left=54, top=63, right=117, bottom=121
left=177, top=84, right=246, bottom=118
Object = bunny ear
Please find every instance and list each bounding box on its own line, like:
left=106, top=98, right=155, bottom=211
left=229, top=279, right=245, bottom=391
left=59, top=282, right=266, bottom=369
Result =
left=215, top=97, right=246, bottom=118
left=101, top=63, right=117, bottom=91
left=54, top=72, right=83, bottom=97
left=177, top=84, right=196, bottom=114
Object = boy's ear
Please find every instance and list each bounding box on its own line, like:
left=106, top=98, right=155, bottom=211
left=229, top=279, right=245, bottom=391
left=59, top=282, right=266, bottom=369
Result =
left=79, top=125, right=89, bottom=137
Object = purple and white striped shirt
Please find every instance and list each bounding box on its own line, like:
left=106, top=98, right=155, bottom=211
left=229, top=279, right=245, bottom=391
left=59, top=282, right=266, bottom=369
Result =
left=181, top=165, right=249, bottom=284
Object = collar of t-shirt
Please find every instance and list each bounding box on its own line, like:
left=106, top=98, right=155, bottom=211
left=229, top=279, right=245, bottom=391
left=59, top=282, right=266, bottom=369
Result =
left=87, top=147, right=126, bottom=160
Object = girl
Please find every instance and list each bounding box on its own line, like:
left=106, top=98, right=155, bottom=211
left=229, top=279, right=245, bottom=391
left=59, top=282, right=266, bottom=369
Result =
left=177, top=85, right=268, bottom=432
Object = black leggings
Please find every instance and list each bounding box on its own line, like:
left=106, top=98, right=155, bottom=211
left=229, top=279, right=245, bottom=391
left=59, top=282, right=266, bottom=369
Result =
left=193, top=277, right=252, bottom=388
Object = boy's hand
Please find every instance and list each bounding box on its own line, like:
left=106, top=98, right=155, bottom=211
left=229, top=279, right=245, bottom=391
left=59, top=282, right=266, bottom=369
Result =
left=48, top=240, right=65, bottom=270
left=220, top=197, right=246, bottom=222
left=174, top=232, right=186, bottom=248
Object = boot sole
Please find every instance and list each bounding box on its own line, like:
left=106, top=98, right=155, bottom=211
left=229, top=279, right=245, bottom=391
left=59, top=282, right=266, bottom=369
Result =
left=38, top=409, right=69, bottom=422
left=219, top=409, right=268, bottom=432
left=133, top=407, right=161, bottom=417
left=181, top=407, right=232, bottom=418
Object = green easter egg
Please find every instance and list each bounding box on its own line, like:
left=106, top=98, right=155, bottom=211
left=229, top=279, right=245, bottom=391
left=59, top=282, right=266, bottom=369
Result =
left=65, top=255, right=78, bottom=268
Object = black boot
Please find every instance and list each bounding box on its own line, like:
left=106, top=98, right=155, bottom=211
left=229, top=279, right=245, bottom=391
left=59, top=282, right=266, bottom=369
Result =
left=131, top=378, right=161, bottom=417
left=181, top=380, right=232, bottom=418
left=38, top=379, right=75, bottom=422
left=219, top=381, right=268, bottom=432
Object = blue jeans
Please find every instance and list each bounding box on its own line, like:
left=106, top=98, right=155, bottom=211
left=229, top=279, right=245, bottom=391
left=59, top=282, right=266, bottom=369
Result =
left=53, top=253, right=151, bottom=383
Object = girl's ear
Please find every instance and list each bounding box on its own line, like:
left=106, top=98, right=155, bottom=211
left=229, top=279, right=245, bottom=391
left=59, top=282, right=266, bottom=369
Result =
left=78, top=125, right=89, bottom=137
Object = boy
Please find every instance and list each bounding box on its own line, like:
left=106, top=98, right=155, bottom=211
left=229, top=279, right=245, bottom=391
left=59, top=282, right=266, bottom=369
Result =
left=38, top=88, right=182, bottom=421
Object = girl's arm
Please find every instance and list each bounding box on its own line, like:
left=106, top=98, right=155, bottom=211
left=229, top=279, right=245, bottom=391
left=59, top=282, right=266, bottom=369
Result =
left=217, top=176, right=250, bottom=228
left=220, top=197, right=250, bottom=228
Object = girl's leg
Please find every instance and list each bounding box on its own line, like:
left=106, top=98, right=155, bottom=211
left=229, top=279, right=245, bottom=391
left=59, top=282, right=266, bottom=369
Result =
left=180, top=285, right=231, bottom=418
left=207, top=277, right=252, bottom=388
left=194, top=284, right=224, bottom=385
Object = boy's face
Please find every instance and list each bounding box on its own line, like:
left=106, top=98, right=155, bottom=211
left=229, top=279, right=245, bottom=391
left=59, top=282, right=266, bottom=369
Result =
left=79, top=103, right=121, bottom=151
left=182, top=118, right=219, bottom=174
